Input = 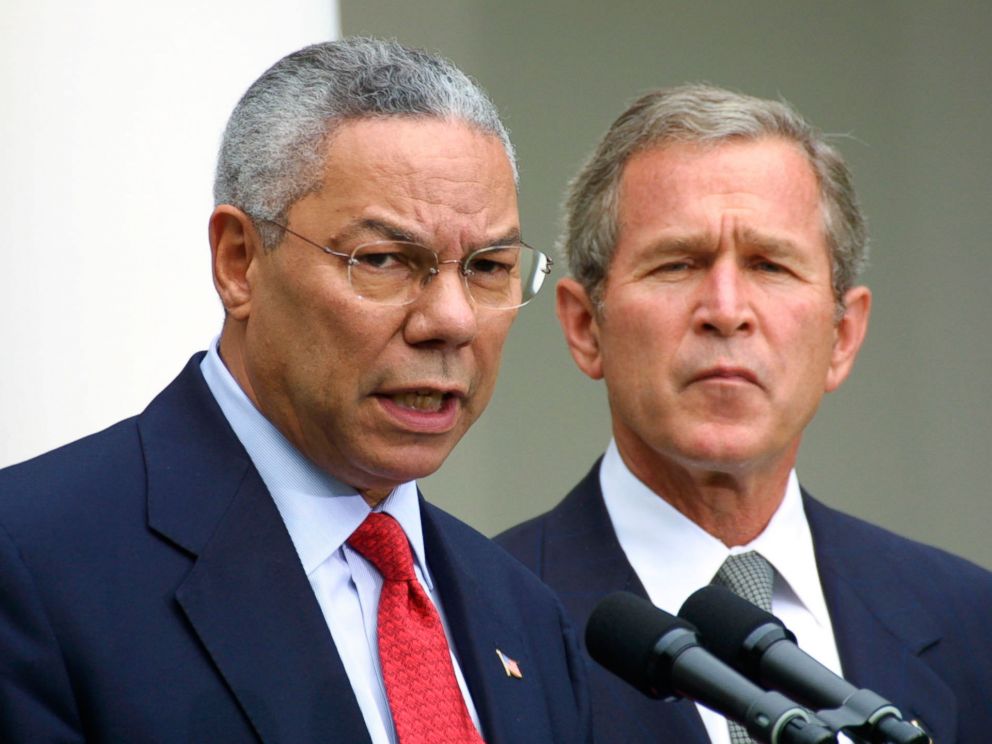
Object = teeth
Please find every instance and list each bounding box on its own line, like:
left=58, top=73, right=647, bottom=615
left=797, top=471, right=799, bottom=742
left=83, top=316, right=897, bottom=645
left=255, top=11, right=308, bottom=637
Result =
left=393, top=391, right=445, bottom=411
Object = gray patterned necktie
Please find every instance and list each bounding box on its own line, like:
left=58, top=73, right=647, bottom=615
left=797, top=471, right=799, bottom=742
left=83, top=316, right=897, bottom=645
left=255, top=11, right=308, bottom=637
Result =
left=712, top=551, right=775, bottom=744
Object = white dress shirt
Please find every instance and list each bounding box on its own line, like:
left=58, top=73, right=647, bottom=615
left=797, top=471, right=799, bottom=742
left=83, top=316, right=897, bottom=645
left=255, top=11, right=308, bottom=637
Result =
left=599, top=439, right=845, bottom=744
left=199, top=342, right=481, bottom=744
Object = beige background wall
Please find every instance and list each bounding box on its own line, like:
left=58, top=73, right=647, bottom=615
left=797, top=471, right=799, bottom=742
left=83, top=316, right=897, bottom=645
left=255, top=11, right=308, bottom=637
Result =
left=342, top=2, right=992, bottom=568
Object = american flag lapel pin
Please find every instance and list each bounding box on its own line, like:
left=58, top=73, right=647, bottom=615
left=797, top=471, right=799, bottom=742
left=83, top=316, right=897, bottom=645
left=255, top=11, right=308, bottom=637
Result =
left=495, top=649, right=523, bottom=679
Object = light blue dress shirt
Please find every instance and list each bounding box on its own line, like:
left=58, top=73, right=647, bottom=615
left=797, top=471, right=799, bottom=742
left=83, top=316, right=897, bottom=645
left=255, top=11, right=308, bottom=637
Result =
left=199, top=342, right=481, bottom=743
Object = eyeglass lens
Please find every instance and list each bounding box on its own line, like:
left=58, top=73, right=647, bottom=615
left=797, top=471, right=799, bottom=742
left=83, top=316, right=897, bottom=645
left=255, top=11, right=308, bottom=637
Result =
left=348, top=241, right=549, bottom=308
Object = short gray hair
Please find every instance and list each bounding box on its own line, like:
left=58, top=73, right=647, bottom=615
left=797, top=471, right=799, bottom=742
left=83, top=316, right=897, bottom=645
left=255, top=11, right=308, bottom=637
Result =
left=562, top=83, right=868, bottom=307
left=214, top=37, right=516, bottom=249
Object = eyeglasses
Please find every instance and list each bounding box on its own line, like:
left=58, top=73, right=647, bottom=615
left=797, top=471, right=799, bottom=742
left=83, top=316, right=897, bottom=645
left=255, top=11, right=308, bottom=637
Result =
left=258, top=219, right=552, bottom=310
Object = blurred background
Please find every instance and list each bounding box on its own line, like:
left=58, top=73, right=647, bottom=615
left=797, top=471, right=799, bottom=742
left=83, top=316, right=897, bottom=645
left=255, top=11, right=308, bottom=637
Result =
left=343, top=2, right=992, bottom=567
left=3, top=1, right=990, bottom=568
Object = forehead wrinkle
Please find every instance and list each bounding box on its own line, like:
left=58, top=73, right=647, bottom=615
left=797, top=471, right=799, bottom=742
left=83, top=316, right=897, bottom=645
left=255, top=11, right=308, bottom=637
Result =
left=389, top=147, right=513, bottom=207
left=402, top=181, right=518, bottom=247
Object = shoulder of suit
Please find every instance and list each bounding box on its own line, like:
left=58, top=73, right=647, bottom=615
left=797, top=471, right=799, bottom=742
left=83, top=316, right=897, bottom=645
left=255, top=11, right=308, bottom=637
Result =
left=493, top=459, right=604, bottom=570
left=803, top=490, right=992, bottom=603
left=496, top=460, right=603, bottom=535
left=0, top=417, right=144, bottom=516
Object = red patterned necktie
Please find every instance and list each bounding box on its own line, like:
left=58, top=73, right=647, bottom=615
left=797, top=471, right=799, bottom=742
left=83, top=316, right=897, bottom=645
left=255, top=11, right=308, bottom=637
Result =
left=347, top=512, right=484, bottom=744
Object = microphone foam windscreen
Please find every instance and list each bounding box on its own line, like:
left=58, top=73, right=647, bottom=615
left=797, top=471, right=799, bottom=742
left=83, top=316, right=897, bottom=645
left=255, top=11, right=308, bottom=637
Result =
left=679, top=585, right=783, bottom=673
left=585, top=591, right=693, bottom=697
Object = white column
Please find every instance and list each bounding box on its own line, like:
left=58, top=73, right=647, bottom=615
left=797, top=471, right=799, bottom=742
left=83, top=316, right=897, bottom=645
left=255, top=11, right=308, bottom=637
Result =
left=0, top=0, right=339, bottom=466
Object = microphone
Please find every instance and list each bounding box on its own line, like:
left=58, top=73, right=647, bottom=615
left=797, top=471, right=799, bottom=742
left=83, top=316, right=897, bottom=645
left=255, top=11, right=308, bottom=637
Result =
left=586, top=592, right=837, bottom=744
left=679, top=585, right=929, bottom=744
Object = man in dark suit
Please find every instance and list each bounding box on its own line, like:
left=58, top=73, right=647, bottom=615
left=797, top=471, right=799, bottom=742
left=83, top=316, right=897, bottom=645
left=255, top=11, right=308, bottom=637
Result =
left=497, top=84, right=992, bottom=743
left=0, top=39, right=588, bottom=743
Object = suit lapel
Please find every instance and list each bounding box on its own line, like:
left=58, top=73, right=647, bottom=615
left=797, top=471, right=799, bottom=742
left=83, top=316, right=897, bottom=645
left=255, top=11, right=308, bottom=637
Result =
left=543, top=466, right=710, bottom=744
left=142, top=357, right=370, bottom=744
left=806, top=495, right=957, bottom=742
left=173, top=472, right=370, bottom=744
left=420, top=502, right=551, bottom=743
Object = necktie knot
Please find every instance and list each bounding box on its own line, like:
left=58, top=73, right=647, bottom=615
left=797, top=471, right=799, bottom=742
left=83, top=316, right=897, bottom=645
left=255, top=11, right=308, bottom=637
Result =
left=347, top=512, right=415, bottom=582
left=712, top=551, right=775, bottom=612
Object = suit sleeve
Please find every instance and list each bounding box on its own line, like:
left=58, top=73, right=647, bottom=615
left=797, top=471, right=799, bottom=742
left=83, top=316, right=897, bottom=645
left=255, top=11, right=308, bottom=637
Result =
left=0, top=521, right=84, bottom=742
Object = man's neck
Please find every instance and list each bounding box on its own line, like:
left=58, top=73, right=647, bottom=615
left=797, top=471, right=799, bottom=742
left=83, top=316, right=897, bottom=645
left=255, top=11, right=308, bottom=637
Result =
left=616, top=443, right=796, bottom=548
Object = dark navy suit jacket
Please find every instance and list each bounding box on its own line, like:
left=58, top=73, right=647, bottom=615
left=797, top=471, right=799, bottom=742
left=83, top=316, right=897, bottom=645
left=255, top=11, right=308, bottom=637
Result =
left=496, top=460, right=992, bottom=743
left=0, top=355, right=590, bottom=743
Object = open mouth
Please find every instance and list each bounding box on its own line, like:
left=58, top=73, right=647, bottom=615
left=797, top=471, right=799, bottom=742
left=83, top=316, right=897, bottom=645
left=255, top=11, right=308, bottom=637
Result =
left=389, top=390, right=448, bottom=412
left=376, top=388, right=462, bottom=433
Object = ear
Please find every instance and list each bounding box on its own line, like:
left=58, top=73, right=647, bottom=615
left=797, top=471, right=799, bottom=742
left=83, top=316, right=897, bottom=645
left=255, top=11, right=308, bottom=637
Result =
left=825, top=285, right=871, bottom=392
left=209, top=205, right=260, bottom=321
left=556, top=277, right=605, bottom=380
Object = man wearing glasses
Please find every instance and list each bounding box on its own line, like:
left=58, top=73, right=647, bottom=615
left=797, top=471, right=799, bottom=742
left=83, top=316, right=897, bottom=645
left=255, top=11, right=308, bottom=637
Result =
left=0, top=39, right=588, bottom=743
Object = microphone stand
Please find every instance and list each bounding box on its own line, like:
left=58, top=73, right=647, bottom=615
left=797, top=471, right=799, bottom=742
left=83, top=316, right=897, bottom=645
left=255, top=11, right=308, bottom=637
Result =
left=811, top=690, right=930, bottom=744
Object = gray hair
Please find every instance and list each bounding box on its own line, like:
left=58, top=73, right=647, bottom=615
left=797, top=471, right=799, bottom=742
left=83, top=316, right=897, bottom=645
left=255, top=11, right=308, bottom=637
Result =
left=562, top=83, right=868, bottom=308
left=214, top=37, right=516, bottom=249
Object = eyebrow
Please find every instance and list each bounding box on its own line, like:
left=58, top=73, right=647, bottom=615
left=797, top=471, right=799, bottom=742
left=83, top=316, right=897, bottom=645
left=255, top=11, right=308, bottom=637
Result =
left=333, top=218, right=419, bottom=245
left=333, top=218, right=522, bottom=251
left=734, top=227, right=805, bottom=257
left=645, top=229, right=806, bottom=258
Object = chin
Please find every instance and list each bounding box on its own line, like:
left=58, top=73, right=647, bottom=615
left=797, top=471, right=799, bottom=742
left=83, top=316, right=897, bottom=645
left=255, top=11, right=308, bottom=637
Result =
left=374, top=444, right=455, bottom=484
left=671, top=432, right=766, bottom=471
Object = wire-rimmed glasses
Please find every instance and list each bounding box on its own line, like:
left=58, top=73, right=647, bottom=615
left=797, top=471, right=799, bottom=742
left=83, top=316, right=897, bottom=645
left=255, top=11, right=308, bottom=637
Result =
left=259, top=219, right=552, bottom=310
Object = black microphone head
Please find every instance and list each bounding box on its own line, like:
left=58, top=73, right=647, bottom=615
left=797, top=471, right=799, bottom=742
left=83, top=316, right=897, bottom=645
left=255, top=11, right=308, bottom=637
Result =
left=679, top=585, right=792, bottom=674
left=586, top=591, right=696, bottom=698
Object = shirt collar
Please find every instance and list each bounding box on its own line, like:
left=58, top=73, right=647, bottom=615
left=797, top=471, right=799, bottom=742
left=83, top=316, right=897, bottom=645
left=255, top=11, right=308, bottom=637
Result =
left=198, top=339, right=431, bottom=588
left=600, top=438, right=828, bottom=628
left=748, top=471, right=830, bottom=628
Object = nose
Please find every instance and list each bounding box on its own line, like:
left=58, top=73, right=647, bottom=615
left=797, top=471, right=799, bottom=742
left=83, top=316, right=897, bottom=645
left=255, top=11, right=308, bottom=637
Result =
left=694, top=259, right=755, bottom=337
left=403, top=264, right=478, bottom=348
